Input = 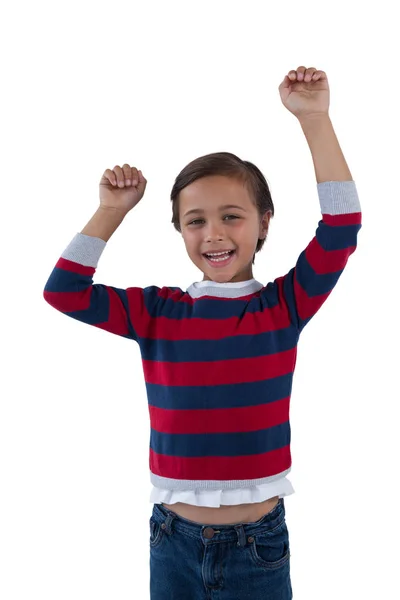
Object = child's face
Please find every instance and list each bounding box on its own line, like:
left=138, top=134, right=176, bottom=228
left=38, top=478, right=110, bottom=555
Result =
left=178, top=175, right=270, bottom=283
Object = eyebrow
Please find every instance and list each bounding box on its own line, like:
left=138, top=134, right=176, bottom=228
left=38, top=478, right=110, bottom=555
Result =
left=183, top=204, right=246, bottom=218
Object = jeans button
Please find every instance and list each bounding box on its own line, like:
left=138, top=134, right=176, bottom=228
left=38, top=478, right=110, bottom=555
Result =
left=203, top=527, right=215, bottom=539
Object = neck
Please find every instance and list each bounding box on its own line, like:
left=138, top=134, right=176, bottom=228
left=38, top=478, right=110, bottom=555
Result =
left=202, top=266, right=254, bottom=284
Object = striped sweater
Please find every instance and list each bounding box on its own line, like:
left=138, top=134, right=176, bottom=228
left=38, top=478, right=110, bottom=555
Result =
left=43, top=180, right=362, bottom=504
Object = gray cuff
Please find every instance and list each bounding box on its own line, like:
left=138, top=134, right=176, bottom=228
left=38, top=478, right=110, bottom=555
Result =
left=61, top=233, right=107, bottom=268
left=317, top=180, right=361, bottom=215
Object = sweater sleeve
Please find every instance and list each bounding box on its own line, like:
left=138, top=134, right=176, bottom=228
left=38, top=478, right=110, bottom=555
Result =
left=274, top=180, right=362, bottom=334
left=43, top=233, right=153, bottom=343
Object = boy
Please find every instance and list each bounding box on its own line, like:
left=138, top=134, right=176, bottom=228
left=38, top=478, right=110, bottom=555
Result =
left=44, top=66, right=362, bottom=598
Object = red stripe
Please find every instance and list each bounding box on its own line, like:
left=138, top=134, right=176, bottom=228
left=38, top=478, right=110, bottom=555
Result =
left=150, top=445, right=291, bottom=480
left=56, top=257, right=95, bottom=276
left=306, top=236, right=357, bottom=275
left=322, top=211, right=362, bottom=226
left=44, top=287, right=131, bottom=336
left=138, top=302, right=292, bottom=341
left=293, top=277, right=330, bottom=321
left=43, top=289, right=92, bottom=312
left=143, top=348, right=297, bottom=386
left=149, top=397, right=290, bottom=434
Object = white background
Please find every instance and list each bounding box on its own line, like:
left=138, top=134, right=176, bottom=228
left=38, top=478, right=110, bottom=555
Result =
left=1, top=1, right=399, bottom=598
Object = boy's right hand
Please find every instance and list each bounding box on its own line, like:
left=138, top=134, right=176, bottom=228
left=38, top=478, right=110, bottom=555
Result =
left=99, top=164, right=147, bottom=214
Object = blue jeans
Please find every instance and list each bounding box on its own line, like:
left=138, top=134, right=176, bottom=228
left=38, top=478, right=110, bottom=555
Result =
left=150, top=498, right=292, bottom=599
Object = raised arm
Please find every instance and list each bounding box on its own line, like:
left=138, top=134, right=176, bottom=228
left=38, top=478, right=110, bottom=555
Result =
left=43, top=165, right=152, bottom=341
left=272, top=67, right=362, bottom=332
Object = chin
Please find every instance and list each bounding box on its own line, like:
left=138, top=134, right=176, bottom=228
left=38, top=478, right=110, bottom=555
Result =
left=204, top=271, right=238, bottom=283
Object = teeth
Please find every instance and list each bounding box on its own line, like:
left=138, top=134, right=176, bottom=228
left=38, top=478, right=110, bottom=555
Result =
left=206, top=251, right=233, bottom=263
left=207, top=251, right=231, bottom=257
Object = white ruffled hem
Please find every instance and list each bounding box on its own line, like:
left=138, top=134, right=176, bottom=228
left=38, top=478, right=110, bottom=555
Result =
left=150, top=479, right=295, bottom=508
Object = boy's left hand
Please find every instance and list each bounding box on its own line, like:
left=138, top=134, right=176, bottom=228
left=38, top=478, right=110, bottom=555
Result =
left=279, top=66, right=330, bottom=120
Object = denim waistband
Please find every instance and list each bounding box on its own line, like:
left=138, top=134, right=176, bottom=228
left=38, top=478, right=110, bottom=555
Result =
left=151, top=498, right=286, bottom=546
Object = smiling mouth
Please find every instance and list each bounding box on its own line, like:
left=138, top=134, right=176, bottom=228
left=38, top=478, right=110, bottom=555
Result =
left=203, top=249, right=236, bottom=266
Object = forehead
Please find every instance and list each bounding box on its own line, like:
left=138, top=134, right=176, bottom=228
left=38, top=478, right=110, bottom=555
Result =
left=179, top=175, right=254, bottom=214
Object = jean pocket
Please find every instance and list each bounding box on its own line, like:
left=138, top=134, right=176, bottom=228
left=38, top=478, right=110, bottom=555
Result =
left=249, top=519, right=290, bottom=570
left=150, top=517, right=166, bottom=549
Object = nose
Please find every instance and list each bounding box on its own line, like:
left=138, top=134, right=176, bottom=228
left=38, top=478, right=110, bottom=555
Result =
left=204, top=221, right=225, bottom=242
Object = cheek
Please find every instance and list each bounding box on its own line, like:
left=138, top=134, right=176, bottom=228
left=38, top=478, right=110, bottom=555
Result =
left=234, top=220, right=258, bottom=241
left=183, top=231, right=200, bottom=253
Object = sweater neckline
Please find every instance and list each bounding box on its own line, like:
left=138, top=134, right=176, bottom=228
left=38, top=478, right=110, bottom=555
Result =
left=186, top=278, right=263, bottom=299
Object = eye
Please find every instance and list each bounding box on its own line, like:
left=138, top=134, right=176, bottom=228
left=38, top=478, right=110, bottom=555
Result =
left=187, top=215, right=239, bottom=226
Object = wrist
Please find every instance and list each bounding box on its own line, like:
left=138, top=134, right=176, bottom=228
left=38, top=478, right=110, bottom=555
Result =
left=98, top=204, right=129, bottom=220
left=298, top=112, right=331, bottom=128
left=81, top=205, right=128, bottom=242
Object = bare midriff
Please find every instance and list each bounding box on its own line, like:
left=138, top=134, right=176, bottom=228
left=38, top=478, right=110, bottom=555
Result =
left=162, top=495, right=280, bottom=525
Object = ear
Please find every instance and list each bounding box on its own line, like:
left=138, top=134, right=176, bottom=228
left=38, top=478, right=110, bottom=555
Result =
left=259, top=210, right=272, bottom=238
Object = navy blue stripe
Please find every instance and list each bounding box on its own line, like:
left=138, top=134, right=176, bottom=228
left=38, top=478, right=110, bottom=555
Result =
left=317, top=220, right=361, bottom=251
left=284, top=258, right=340, bottom=334
left=282, top=268, right=299, bottom=331
left=150, top=420, right=291, bottom=457
left=44, top=269, right=137, bottom=339
left=66, top=284, right=111, bottom=324
left=296, top=250, right=343, bottom=296
left=44, top=267, right=92, bottom=293
left=111, top=287, right=138, bottom=340
left=143, top=285, right=281, bottom=320
left=147, top=374, right=293, bottom=410
left=140, top=324, right=298, bottom=362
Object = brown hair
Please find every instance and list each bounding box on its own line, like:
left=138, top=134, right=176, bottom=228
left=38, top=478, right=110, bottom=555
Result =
left=170, top=151, right=274, bottom=265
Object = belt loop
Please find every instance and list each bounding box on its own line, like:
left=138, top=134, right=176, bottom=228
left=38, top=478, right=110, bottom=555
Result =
left=163, top=511, right=175, bottom=535
left=234, top=524, right=246, bottom=547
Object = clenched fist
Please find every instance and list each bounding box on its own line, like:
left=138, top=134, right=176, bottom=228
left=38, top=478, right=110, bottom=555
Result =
left=99, top=164, right=147, bottom=215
